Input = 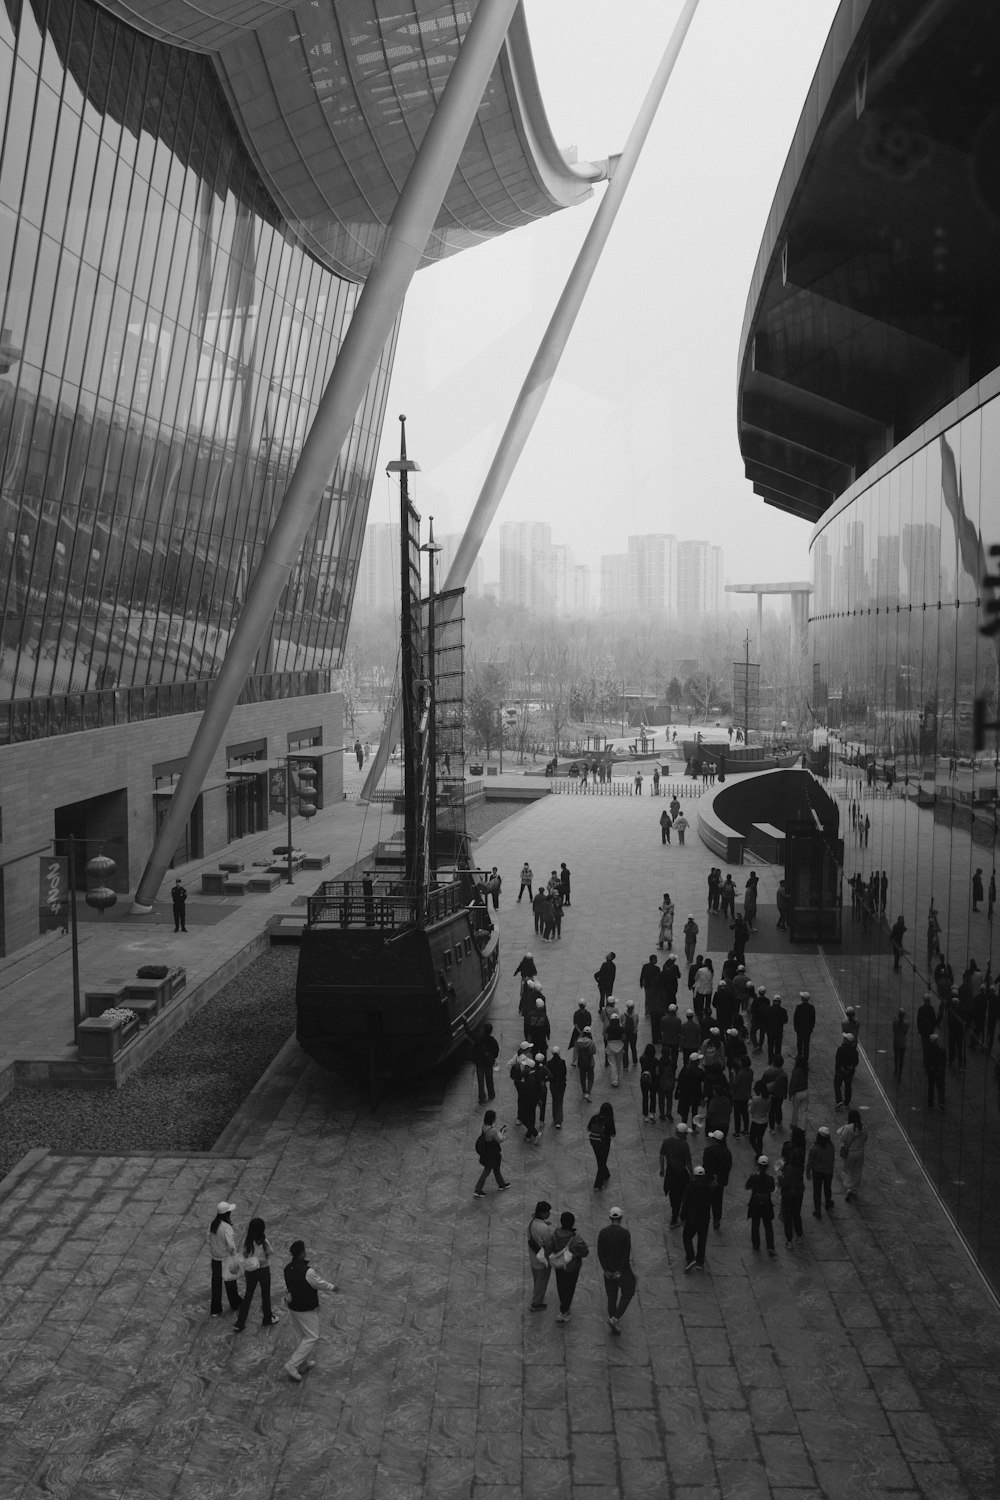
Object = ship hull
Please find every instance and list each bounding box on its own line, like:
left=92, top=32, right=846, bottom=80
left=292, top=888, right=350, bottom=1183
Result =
left=295, top=906, right=499, bottom=1081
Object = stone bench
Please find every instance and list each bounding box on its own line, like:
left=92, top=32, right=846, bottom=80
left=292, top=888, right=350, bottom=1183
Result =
left=247, top=873, right=282, bottom=893
left=218, top=860, right=245, bottom=873
left=224, top=877, right=249, bottom=895
left=300, top=854, right=330, bottom=870
left=200, top=872, right=228, bottom=895
left=83, top=980, right=130, bottom=1011
left=124, top=976, right=171, bottom=1008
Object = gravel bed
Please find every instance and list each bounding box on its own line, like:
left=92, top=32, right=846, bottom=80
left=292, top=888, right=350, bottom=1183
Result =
left=0, top=947, right=299, bottom=1181
left=465, top=798, right=531, bottom=842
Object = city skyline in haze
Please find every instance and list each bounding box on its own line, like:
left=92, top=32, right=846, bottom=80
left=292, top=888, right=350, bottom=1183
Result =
left=369, top=0, right=842, bottom=591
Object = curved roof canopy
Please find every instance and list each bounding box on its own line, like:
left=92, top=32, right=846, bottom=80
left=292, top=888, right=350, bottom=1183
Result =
left=737, top=0, right=1000, bottom=524
left=98, top=0, right=605, bottom=281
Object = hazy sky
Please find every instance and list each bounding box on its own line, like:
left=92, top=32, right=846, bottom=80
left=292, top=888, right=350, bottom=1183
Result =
left=369, top=0, right=841, bottom=591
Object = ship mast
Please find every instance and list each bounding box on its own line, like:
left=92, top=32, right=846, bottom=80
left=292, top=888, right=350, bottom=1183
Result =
left=421, top=518, right=442, bottom=888
left=387, top=416, right=425, bottom=917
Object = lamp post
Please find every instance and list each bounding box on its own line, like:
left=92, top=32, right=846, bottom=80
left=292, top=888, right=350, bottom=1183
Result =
left=285, top=759, right=317, bottom=883
left=58, top=837, right=118, bottom=1044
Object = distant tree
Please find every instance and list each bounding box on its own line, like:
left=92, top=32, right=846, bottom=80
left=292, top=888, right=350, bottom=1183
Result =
left=466, top=660, right=505, bottom=756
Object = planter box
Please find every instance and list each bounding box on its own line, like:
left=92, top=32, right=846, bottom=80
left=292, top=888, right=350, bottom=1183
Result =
left=123, top=997, right=158, bottom=1026
left=201, top=872, right=227, bottom=895
left=125, top=977, right=170, bottom=1003
left=78, top=1014, right=140, bottom=1059
left=300, top=854, right=330, bottom=871
left=168, top=968, right=186, bottom=998
left=224, top=877, right=249, bottom=895
left=83, top=981, right=130, bottom=1014
left=247, top=873, right=281, bottom=893
left=218, top=860, right=245, bottom=873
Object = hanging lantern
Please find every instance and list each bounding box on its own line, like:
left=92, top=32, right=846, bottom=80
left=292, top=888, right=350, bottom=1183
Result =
left=86, top=852, right=118, bottom=913
left=297, top=764, right=317, bottom=818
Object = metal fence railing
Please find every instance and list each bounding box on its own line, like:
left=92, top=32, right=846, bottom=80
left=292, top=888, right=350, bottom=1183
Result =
left=549, top=778, right=703, bottom=797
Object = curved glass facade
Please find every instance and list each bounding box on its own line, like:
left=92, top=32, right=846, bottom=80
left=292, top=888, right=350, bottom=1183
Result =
left=0, top=0, right=392, bottom=738
left=812, top=381, right=1000, bottom=1289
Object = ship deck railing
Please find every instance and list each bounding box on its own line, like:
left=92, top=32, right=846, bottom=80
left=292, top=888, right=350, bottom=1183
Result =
left=306, top=874, right=490, bottom=930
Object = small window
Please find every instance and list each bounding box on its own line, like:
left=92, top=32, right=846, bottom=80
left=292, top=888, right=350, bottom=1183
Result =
left=454, top=945, right=463, bottom=964
left=464, top=938, right=472, bottom=956
left=443, top=950, right=452, bottom=970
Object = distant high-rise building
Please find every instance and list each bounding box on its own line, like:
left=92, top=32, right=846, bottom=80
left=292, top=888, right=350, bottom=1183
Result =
left=677, top=541, right=724, bottom=615
left=628, top=534, right=678, bottom=614
left=357, top=523, right=401, bottom=611
left=498, top=521, right=554, bottom=610
left=601, top=554, right=630, bottom=614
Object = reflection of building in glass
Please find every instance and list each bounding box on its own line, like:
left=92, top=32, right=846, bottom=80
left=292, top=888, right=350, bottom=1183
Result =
left=739, top=0, right=1000, bottom=1293
left=0, top=0, right=597, bottom=954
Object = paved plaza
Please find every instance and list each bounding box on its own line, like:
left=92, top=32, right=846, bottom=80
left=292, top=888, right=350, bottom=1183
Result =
left=1, top=781, right=1000, bottom=1498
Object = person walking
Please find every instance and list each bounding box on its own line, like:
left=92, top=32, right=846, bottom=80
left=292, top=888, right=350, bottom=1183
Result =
left=702, top=1130, right=733, bottom=1231
left=788, top=1056, right=810, bottom=1133
left=806, top=1126, right=835, bottom=1218
left=748, top=1083, right=770, bottom=1158
left=763, top=1054, right=788, bottom=1132
left=778, top=1128, right=807, bottom=1248
left=793, top=991, right=816, bottom=1062
left=597, top=1207, right=637, bottom=1331
left=720, top=875, right=737, bottom=920
left=527, top=1201, right=555, bottom=1311
left=549, top=1211, right=590, bottom=1323
left=745, top=1157, right=777, bottom=1255
left=658, top=894, right=675, bottom=952
left=744, top=872, right=759, bottom=930
left=837, top=1109, right=868, bottom=1202
left=233, top=1217, right=280, bottom=1331
left=680, top=1166, right=713, bottom=1271
left=595, top=953, right=617, bottom=1010
left=634, top=768, right=643, bottom=795
left=834, top=1033, right=859, bottom=1110
left=623, top=1001, right=640, bottom=1071
left=208, top=1201, right=242, bottom=1317
left=683, top=915, right=699, bottom=965
left=972, top=867, right=984, bottom=912
left=473, top=1110, right=510, bottom=1195
left=282, top=1240, right=338, bottom=1381
left=171, top=878, right=188, bottom=932
left=891, top=1009, right=909, bottom=1082
left=560, top=862, right=571, bottom=907
left=517, top=862, right=533, bottom=902
left=469, top=1021, right=499, bottom=1104
left=890, top=914, right=907, bottom=972
left=575, top=1026, right=597, bottom=1101
left=660, top=808, right=672, bottom=845
left=548, top=1047, right=567, bottom=1128
left=656, top=1048, right=676, bottom=1124
left=659, top=1122, right=693, bottom=1227
left=532, top=888, right=545, bottom=935
left=354, top=738, right=363, bottom=770
left=639, top=1043, right=658, bottom=1122
left=673, top=811, right=689, bottom=845
left=730, top=1056, right=753, bottom=1139
left=924, top=1030, right=946, bottom=1109
left=587, top=1102, right=616, bottom=1190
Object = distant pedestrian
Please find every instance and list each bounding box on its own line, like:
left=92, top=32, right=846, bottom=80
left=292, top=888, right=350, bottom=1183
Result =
left=660, top=808, right=672, bottom=845
left=282, top=1240, right=338, bottom=1381
left=793, top=991, right=815, bottom=1062
left=890, top=914, right=906, bottom=972
left=658, top=894, right=675, bottom=951
left=924, top=1031, right=946, bottom=1109
left=465, top=1020, right=499, bottom=1103
left=972, top=867, right=984, bottom=912
left=659, top=1122, right=693, bottom=1226
left=597, top=1207, right=637, bottom=1331
left=745, top=1157, right=777, bottom=1255
left=547, top=1047, right=567, bottom=1127
left=806, top=1126, right=835, bottom=1217
left=623, top=1001, right=640, bottom=1070
left=891, top=1009, right=909, bottom=1082
left=788, top=1056, right=809, bottom=1133
left=680, top=1166, right=712, bottom=1271
left=527, top=1201, right=555, bottom=1311
left=532, top=888, right=545, bottom=934
left=473, top=1110, right=510, bottom=1195
left=837, top=1109, right=868, bottom=1203
left=595, top=952, right=617, bottom=1010
left=517, top=863, right=533, bottom=901
left=549, top=1211, right=590, bottom=1323
left=588, top=1102, right=616, bottom=1190
left=171, top=878, right=188, bottom=932
left=635, top=769, right=643, bottom=795
left=683, top=915, right=699, bottom=965
left=778, top=1128, right=806, bottom=1247
left=208, top=1200, right=242, bottom=1317
left=575, top=1027, right=597, bottom=1101
left=639, top=1043, right=658, bottom=1121
left=233, top=1217, right=280, bottom=1331
left=834, top=1033, right=859, bottom=1110
left=560, top=862, right=571, bottom=907
left=354, top=738, right=363, bottom=769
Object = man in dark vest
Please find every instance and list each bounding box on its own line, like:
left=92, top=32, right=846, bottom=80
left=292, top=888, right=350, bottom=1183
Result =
left=171, top=878, right=187, bottom=932
left=282, top=1240, right=338, bottom=1381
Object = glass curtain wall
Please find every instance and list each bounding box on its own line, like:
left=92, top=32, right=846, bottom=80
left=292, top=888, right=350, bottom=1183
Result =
left=812, top=391, right=1000, bottom=1290
left=0, top=0, right=391, bottom=737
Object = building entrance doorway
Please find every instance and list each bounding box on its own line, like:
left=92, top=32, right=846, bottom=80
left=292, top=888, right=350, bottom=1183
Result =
left=54, top=790, right=129, bottom=892
left=227, top=775, right=266, bottom=841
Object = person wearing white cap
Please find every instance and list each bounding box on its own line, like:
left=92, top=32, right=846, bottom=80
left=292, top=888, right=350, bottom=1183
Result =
left=745, top=1157, right=776, bottom=1255
left=679, top=1166, right=712, bottom=1270
left=622, top=1000, right=640, bottom=1071
left=604, top=1002, right=625, bottom=1086
left=597, top=1208, right=636, bottom=1331
left=208, top=1200, right=242, bottom=1316
left=702, top=1131, right=733, bottom=1231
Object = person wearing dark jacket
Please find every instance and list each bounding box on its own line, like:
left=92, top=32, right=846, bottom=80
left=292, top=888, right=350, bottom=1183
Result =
left=597, top=1207, right=636, bottom=1330
left=702, top=1130, right=733, bottom=1230
left=468, top=1021, right=499, bottom=1103
left=679, top=1166, right=713, bottom=1270
left=730, top=1057, right=753, bottom=1138
left=559, top=862, right=571, bottom=907
left=749, top=989, right=770, bottom=1053
left=834, top=1034, right=859, bottom=1109
left=924, top=1031, right=946, bottom=1109
left=549, top=1211, right=590, bottom=1323
left=806, top=1127, right=835, bottom=1217
left=595, top=953, right=617, bottom=1011
left=531, top=888, right=545, bottom=935
left=659, top=1123, right=693, bottom=1225
left=762, top=1056, right=788, bottom=1131
left=282, top=1240, right=337, bottom=1381
left=745, top=1158, right=777, bottom=1254
left=916, top=992, right=941, bottom=1060
left=660, top=1004, right=682, bottom=1067
left=547, top=1047, right=568, bottom=1127
left=679, top=1011, right=702, bottom=1064
left=792, top=991, right=816, bottom=1062
left=656, top=1050, right=676, bottom=1123
left=639, top=1043, right=658, bottom=1122
left=674, top=1056, right=704, bottom=1127
left=731, top=913, right=750, bottom=965
left=587, top=1102, right=616, bottom=1189
left=764, top=996, right=788, bottom=1065
left=778, top=1128, right=807, bottom=1246
left=891, top=1009, right=909, bottom=1082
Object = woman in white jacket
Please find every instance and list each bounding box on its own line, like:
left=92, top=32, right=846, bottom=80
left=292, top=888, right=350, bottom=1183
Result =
left=207, top=1200, right=242, bottom=1317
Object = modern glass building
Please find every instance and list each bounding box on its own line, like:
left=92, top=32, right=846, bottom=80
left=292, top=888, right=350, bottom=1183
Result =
left=0, top=0, right=598, bottom=954
left=739, top=0, right=1000, bottom=1290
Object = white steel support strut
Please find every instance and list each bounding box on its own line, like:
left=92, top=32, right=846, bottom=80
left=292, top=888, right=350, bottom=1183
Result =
left=132, top=0, right=523, bottom=911
left=360, top=0, right=700, bottom=802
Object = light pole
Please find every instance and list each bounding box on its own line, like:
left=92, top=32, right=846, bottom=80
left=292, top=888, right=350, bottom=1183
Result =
left=56, top=837, right=118, bottom=1044
left=285, top=760, right=317, bottom=884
